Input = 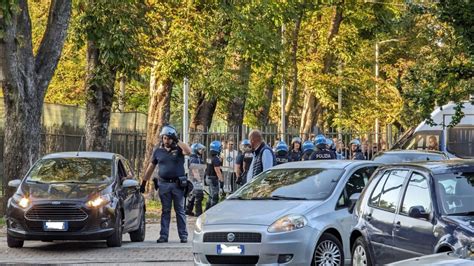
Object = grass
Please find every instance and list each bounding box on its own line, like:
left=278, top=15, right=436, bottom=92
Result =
left=0, top=217, right=5, bottom=227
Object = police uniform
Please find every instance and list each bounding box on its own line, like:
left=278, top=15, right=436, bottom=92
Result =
left=275, top=153, right=289, bottom=165
left=288, top=150, right=302, bottom=162
left=152, top=143, right=187, bottom=242
left=205, top=153, right=222, bottom=209
left=235, top=151, right=253, bottom=185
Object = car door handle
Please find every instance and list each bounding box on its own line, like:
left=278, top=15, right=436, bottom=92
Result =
left=365, top=213, right=372, bottom=221
left=394, top=221, right=401, bottom=229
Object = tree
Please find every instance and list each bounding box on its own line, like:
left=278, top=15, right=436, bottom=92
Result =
left=0, top=0, right=72, bottom=194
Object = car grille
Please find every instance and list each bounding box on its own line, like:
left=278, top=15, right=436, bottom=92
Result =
left=25, top=204, right=88, bottom=221
left=203, top=232, right=261, bottom=243
left=206, top=255, right=259, bottom=264
left=26, top=221, right=85, bottom=232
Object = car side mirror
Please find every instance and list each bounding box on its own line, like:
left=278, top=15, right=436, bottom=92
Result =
left=348, top=193, right=361, bottom=214
left=8, top=179, right=21, bottom=188
left=408, top=205, right=428, bottom=219
left=122, top=179, right=139, bottom=189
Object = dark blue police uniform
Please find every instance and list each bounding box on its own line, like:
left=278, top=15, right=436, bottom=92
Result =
left=152, top=144, right=187, bottom=241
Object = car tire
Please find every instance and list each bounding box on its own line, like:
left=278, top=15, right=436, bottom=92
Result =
left=312, top=233, right=344, bottom=266
left=352, top=236, right=372, bottom=266
left=106, top=211, right=123, bottom=247
left=7, top=234, right=24, bottom=248
left=129, top=209, right=145, bottom=242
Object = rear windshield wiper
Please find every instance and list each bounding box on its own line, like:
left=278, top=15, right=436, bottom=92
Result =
left=447, top=211, right=474, bottom=216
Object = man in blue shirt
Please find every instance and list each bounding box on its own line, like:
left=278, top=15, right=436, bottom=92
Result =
left=142, top=125, right=191, bottom=244
left=246, top=130, right=276, bottom=181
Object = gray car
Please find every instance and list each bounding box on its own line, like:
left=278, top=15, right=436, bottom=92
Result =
left=192, top=160, right=380, bottom=265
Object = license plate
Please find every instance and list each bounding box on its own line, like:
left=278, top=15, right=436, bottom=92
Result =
left=43, top=221, right=68, bottom=231
left=217, top=244, right=245, bottom=255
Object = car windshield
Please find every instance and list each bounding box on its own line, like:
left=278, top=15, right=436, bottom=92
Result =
left=372, top=153, right=446, bottom=163
left=435, top=172, right=474, bottom=215
left=229, top=168, right=344, bottom=200
left=26, top=157, right=113, bottom=184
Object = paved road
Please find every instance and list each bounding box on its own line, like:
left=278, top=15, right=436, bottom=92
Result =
left=0, top=217, right=196, bottom=265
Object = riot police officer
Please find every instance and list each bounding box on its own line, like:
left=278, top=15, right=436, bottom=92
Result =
left=310, top=134, right=336, bottom=160
left=185, top=143, right=206, bottom=217
left=350, top=139, right=366, bottom=160
left=301, top=140, right=315, bottom=161
left=289, top=137, right=303, bottom=162
left=206, top=141, right=223, bottom=209
left=142, top=124, right=191, bottom=243
left=235, top=139, right=253, bottom=186
left=275, top=141, right=290, bottom=165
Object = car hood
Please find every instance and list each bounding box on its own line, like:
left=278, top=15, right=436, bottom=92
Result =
left=444, top=216, right=474, bottom=234
left=204, top=200, right=323, bottom=226
left=20, top=182, right=110, bottom=201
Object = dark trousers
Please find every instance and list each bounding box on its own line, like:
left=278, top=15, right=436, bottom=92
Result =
left=206, top=176, right=219, bottom=210
left=158, top=181, right=188, bottom=240
left=186, top=189, right=204, bottom=216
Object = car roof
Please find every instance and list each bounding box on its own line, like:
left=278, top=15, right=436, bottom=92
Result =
left=380, top=159, right=474, bottom=175
left=41, top=152, right=117, bottom=160
left=271, top=160, right=379, bottom=170
left=377, top=149, right=446, bottom=156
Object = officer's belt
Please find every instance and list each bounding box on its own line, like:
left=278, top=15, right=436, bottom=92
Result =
left=159, top=177, right=178, bottom=183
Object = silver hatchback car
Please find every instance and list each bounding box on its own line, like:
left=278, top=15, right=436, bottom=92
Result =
left=193, top=160, right=380, bottom=265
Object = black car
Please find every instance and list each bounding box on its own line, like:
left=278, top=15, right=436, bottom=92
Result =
left=6, top=152, right=146, bottom=248
left=350, top=160, right=474, bottom=265
left=372, top=150, right=448, bottom=164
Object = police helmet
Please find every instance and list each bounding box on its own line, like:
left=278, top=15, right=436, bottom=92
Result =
left=326, top=138, right=335, bottom=149
left=275, top=141, right=289, bottom=153
left=291, top=137, right=302, bottom=145
left=160, top=125, right=177, bottom=139
left=240, top=139, right=252, bottom=152
left=191, top=143, right=206, bottom=155
left=350, top=139, right=361, bottom=146
left=315, top=134, right=326, bottom=145
left=302, top=140, right=315, bottom=153
left=210, top=140, right=222, bottom=153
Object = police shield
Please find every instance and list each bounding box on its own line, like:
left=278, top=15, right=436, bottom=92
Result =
left=189, top=163, right=206, bottom=190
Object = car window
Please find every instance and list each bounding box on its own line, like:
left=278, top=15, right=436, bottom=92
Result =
left=372, top=153, right=447, bottom=163
left=345, top=166, right=377, bottom=199
left=369, top=171, right=390, bottom=207
left=435, top=171, right=474, bottom=215
left=121, top=159, right=135, bottom=179
left=401, top=172, right=432, bottom=217
left=117, top=160, right=127, bottom=180
left=370, top=170, right=409, bottom=212
left=230, top=168, right=345, bottom=200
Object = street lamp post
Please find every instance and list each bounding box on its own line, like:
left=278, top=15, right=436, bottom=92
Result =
left=375, top=38, right=398, bottom=145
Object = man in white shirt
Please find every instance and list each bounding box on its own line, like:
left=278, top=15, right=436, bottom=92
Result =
left=221, top=140, right=239, bottom=193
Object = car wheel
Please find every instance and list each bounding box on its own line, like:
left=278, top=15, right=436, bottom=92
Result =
left=352, top=236, right=372, bottom=266
left=129, top=209, right=146, bottom=242
left=312, top=233, right=344, bottom=266
left=7, top=234, right=24, bottom=248
left=106, top=211, right=123, bottom=247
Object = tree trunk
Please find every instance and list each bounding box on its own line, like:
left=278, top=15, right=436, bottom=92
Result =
left=227, top=57, right=252, bottom=134
left=299, top=3, right=343, bottom=134
left=118, top=75, right=126, bottom=112
left=191, top=92, right=218, bottom=132
left=0, top=0, right=72, bottom=202
left=256, top=62, right=278, bottom=128
left=142, top=65, right=173, bottom=170
left=284, top=10, right=304, bottom=127
left=85, top=40, right=117, bottom=151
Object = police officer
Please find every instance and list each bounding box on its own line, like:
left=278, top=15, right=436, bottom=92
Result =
left=206, top=140, right=223, bottom=209
left=185, top=143, right=206, bottom=217
left=310, top=134, right=336, bottom=160
left=350, top=139, right=366, bottom=160
left=288, top=137, right=303, bottom=162
left=142, top=125, right=191, bottom=244
left=301, top=140, right=315, bottom=161
left=235, top=139, right=253, bottom=186
left=275, top=141, right=290, bottom=165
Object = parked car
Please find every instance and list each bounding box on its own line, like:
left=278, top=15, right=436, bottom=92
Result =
left=350, top=160, right=474, bottom=265
left=193, top=160, right=381, bottom=265
left=388, top=244, right=474, bottom=265
left=372, top=150, right=448, bottom=164
left=6, top=152, right=146, bottom=248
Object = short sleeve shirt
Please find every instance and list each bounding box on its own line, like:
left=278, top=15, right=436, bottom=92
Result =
left=152, top=144, right=185, bottom=179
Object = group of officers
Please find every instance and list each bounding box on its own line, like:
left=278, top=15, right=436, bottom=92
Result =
left=140, top=124, right=366, bottom=244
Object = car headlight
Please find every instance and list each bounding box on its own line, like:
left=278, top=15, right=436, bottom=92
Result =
left=268, top=214, right=308, bottom=233
left=195, top=213, right=206, bottom=233
left=12, top=194, right=30, bottom=209
left=86, top=195, right=110, bottom=208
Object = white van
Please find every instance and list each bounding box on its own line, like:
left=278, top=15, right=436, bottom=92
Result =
left=392, top=99, right=474, bottom=158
